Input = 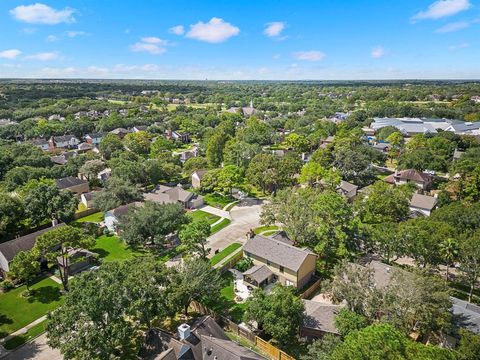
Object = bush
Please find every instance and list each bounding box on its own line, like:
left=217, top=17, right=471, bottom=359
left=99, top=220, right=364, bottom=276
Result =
left=235, top=257, right=254, bottom=272
left=0, top=279, right=15, bottom=291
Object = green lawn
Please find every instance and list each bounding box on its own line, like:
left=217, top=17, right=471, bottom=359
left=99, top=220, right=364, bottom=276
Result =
left=217, top=272, right=247, bottom=322
left=203, top=193, right=234, bottom=209
left=188, top=210, right=220, bottom=225
left=210, top=243, right=242, bottom=266
left=3, top=320, right=46, bottom=350
left=253, top=225, right=279, bottom=234
left=0, top=277, right=63, bottom=339
left=91, top=235, right=145, bottom=262
left=211, top=218, right=231, bottom=234
left=74, top=211, right=104, bottom=223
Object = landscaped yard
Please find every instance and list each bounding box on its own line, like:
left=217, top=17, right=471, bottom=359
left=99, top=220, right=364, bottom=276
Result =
left=3, top=320, right=46, bottom=350
left=210, top=243, right=242, bottom=266
left=74, top=211, right=104, bottom=223
left=203, top=193, right=234, bottom=209
left=91, top=235, right=145, bottom=262
left=211, top=218, right=231, bottom=234
left=0, top=277, right=63, bottom=339
left=218, top=272, right=247, bottom=322
left=188, top=210, right=220, bottom=225
left=253, top=225, right=279, bottom=234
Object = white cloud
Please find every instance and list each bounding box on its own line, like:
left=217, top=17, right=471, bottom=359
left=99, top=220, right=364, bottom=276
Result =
left=412, top=0, right=471, bottom=21
left=371, top=46, right=386, bottom=59
left=10, top=3, right=75, bottom=24
left=46, top=34, right=58, bottom=42
left=130, top=42, right=166, bottom=54
left=273, top=54, right=281, bottom=60
left=436, top=18, right=479, bottom=32
left=140, top=37, right=168, bottom=45
left=264, top=22, right=285, bottom=37
left=66, top=31, right=87, bottom=38
left=169, top=25, right=184, bottom=35
left=449, top=42, right=470, bottom=50
left=26, top=52, right=60, bottom=61
left=293, top=51, right=325, bottom=61
left=0, top=49, right=22, bottom=59
left=257, top=67, right=270, bottom=74
left=186, top=17, right=239, bottom=43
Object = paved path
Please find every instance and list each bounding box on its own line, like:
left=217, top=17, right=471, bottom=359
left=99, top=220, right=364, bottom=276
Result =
left=207, top=198, right=263, bottom=254
left=0, top=316, right=47, bottom=345
left=199, top=205, right=231, bottom=220
left=2, top=334, right=62, bottom=360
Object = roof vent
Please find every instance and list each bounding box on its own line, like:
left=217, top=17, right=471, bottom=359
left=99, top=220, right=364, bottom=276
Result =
left=178, top=323, right=191, bottom=340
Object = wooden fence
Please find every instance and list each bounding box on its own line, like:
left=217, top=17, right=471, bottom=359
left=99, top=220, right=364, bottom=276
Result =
left=299, top=277, right=322, bottom=299
left=216, top=248, right=244, bottom=274
left=74, top=208, right=100, bottom=220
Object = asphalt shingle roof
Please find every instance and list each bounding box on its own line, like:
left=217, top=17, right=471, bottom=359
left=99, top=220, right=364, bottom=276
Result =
left=56, top=176, right=88, bottom=189
left=410, top=193, right=437, bottom=211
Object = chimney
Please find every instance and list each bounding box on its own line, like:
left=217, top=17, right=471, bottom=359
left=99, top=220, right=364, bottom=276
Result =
left=178, top=323, right=191, bottom=340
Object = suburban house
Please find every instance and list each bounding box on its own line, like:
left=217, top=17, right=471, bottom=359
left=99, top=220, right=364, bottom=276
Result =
left=337, top=180, right=358, bottom=202
left=371, top=142, right=390, bottom=153
left=144, top=185, right=204, bottom=209
left=84, top=132, right=105, bottom=145
left=384, top=169, right=433, bottom=190
left=409, top=193, right=438, bottom=217
left=227, top=100, right=257, bottom=117
left=56, top=176, right=90, bottom=195
left=242, top=235, right=317, bottom=289
left=80, top=191, right=98, bottom=209
left=50, top=151, right=77, bottom=165
left=132, top=125, right=148, bottom=132
left=320, top=136, right=335, bottom=148
left=191, top=170, right=208, bottom=189
left=451, top=297, right=480, bottom=335
left=176, top=147, right=199, bottom=163
left=48, top=135, right=80, bottom=150
left=110, top=128, right=130, bottom=138
left=77, top=142, right=94, bottom=153
left=57, top=248, right=98, bottom=276
left=0, top=224, right=65, bottom=276
left=301, top=300, right=344, bottom=339
left=165, top=130, right=190, bottom=143
left=140, top=316, right=267, bottom=360
left=97, top=168, right=112, bottom=182
left=104, top=202, right=141, bottom=232
left=31, top=138, right=50, bottom=151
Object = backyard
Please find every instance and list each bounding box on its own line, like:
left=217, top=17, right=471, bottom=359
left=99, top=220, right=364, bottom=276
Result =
left=91, top=235, right=145, bottom=262
left=74, top=211, right=104, bottom=223
left=188, top=210, right=220, bottom=225
left=0, top=277, right=63, bottom=339
left=203, top=193, right=234, bottom=209
left=209, top=243, right=242, bottom=266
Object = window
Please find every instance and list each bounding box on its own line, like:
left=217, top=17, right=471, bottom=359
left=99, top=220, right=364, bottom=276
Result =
left=279, top=266, right=284, bottom=273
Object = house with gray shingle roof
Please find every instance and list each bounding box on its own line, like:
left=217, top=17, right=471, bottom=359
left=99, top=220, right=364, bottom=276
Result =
left=409, top=193, right=437, bottom=217
left=243, top=235, right=317, bottom=289
left=301, top=300, right=345, bottom=339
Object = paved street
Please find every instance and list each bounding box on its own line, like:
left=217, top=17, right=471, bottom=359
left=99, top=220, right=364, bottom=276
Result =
left=3, top=334, right=61, bottom=360
left=207, top=198, right=263, bottom=254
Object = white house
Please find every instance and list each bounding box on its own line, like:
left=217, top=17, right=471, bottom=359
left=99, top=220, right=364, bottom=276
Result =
left=409, top=193, right=438, bottom=217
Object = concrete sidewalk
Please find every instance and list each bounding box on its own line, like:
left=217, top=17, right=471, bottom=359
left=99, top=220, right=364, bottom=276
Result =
left=199, top=205, right=231, bottom=219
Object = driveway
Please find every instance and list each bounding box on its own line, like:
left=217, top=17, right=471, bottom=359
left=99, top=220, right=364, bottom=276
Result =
left=3, top=334, right=62, bottom=360
left=207, top=198, right=263, bottom=254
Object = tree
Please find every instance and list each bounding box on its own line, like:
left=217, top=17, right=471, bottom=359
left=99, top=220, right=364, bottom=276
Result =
left=246, top=153, right=280, bottom=194
left=302, top=334, right=341, bottom=360
left=123, top=131, right=151, bottom=155
left=34, top=225, right=95, bottom=291
left=299, top=161, right=340, bottom=189
left=168, top=259, right=221, bottom=316
left=183, top=156, right=209, bottom=174
left=223, top=139, right=261, bottom=168
left=0, top=192, right=24, bottom=240
left=206, top=132, right=228, bottom=167
left=334, top=308, right=368, bottom=338
left=243, top=285, right=304, bottom=345
left=24, top=183, right=78, bottom=226
left=47, top=258, right=171, bottom=359
left=78, top=159, right=105, bottom=181
left=457, top=329, right=480, bottom=360
left=284, top=133, right=310, bottom=153
left=179, top=220, right=211, bottom=259
left=150, top=136, right=174, bottom=158
left=216, top=165, right=243, bottom=195
left=92, top=176, right=142, bottom=212
left=8, top=250, right=39, bottom=292
left=117, top=202, right=189, bottom=248
left=367, top=222, right=404, bottom=263
left=99, top=133, right=124, bottom=159
left=439, top=237, right=458, bottom=282
left=459, top=230, right=480, bottom=302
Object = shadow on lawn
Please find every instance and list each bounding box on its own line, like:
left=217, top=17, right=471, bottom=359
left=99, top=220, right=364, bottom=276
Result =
left=0, top=313, right=14, bottom=338
left=91, top=247, right=109, bottom=259
left=27, top=286, right=62, bottom=304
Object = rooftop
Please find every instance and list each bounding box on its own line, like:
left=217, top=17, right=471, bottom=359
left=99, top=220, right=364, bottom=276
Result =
left=410, top=193, right=437, bottom=211
left=56, top=176, right=89, bottom=189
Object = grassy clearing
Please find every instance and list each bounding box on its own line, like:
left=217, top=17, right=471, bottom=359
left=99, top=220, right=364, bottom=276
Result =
left=210, top=243, right=242, bottom=266
left=254, top=225, right=279, bottom=234
left=217, top=272, right=247, bottom=322
left=0, top=277, right=63, bottom=338
left=3, top=320, right=46, bottom=350
left=203, top=193, right=234, bottom=209
left=188, top=210, right=221, bottom=225
left=211, top=218, right=231, bottom=234
left=74, top=211, right=104, bottom=223
left=91, top=235, right=145, bottom=262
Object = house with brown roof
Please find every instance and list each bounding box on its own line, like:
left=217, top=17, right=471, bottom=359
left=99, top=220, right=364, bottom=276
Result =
left=0, top=224, right=65, bottom=276
left=337, top=180, right=358, bottom=202
left=243, top=235, right=317, bottom=289
left=140, top=316, right=267, bottom=360
left=384, top=169, right=433, bottom=190
left=144, top=185, right=204, bottom=209
left=56, top=176, right=90, bottom=195
left=409, top=193, right=438, bottom=217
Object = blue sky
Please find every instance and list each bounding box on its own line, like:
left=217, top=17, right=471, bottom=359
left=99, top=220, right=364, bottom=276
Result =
left=0, top=0, right=479, bottom=79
